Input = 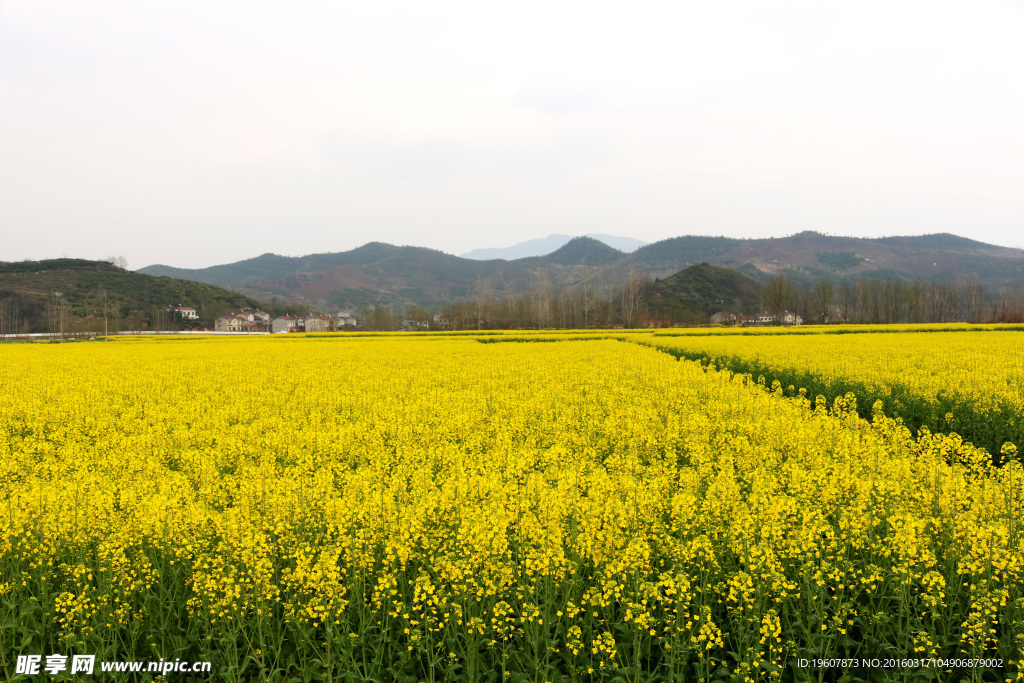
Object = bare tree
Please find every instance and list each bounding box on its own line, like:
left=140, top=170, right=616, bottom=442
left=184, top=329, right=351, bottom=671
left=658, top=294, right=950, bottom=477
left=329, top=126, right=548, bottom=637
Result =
left=0, top=299, right=10, bottom=338
left=906, top=280, right=926, bottom=323
left=811, top=279, right=835, bottom=323
left=47, top=291, right=69, bottom=341
left=529, top=270, right=551, bottom=329
left=619, top=266, right=646, bottom=328
left=472, top=276, right=494, bottom=330
left=96, top=286, right=111, bottom=340
left=859, top=279, right=882, bottom=323
left=880, top=279, right=905, bottom=323
left=997, top=284, right=1024, bottom=322
left=153, top=307, right=172, bottom=333
left=760, top=274, right=794, bottom=324
left=962, top=278, right=985, bottom=323
left=837, top=280, right=858, bottom=322
left=578, top=262, right=602, bottom=328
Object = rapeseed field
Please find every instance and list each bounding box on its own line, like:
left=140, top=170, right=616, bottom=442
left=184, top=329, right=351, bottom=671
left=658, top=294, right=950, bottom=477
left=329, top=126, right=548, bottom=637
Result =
left=1, top=334, right=1022, bottom=681
left=642, top=327, right=1024, bottom=457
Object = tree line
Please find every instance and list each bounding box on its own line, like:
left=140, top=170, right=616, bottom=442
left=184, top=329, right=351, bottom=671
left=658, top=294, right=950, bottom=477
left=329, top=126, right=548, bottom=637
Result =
left=357, top=272, right=1024, bottom=331
left=357, top=269, right=648, bottom=331
left=5, top=264, right=1022, bottom=337
left=0, top=288, right=311, bottom=339
left=763, top=274, right=1024, bottom=325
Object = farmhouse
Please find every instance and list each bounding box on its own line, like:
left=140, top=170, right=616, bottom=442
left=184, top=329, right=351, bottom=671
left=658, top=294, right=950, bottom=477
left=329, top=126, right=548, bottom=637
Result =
left=215, top=313, right=263, bottom=332
left=175, top=305, right=199, bottom=320
left=781, top=310, right=804, bottom=325
left=272, top=315, right=299, bottom=333
left=710, top=311, right=738, bottom=325
left=304, top=314, right=335, bottom=333
left=215, top=314, right=244, bottom=332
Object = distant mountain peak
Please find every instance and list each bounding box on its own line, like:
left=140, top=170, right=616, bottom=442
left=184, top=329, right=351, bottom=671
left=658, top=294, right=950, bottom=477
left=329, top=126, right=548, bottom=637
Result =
left=541, top=236, right=624, bottom=265
left=462, top=233, right=647, bottom=260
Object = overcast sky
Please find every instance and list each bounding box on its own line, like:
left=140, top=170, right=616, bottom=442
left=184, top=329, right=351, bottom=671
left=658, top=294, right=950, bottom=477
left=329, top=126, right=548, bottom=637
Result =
left=2, top=1, right=1023, bottom=269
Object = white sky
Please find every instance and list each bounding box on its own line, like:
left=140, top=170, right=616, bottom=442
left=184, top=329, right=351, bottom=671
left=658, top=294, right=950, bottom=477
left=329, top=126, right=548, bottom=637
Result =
left=2, top=0, right=1023, bottom=269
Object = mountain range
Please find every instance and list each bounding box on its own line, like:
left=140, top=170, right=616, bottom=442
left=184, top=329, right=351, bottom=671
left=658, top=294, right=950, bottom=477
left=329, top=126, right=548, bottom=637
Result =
left=138, top=232, right=1024, bottom=311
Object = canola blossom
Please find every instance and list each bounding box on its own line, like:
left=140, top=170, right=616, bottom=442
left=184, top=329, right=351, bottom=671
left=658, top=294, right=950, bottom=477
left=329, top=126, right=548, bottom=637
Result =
left=1, top=334, right=1022, bottom=682
left=641, top=328, right=1024, bottom=457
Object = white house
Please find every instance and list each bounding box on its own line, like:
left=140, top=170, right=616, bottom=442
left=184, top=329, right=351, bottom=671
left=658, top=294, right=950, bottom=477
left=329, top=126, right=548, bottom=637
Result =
left=402, top=318, right=429, bottom=331
left=175, top=305, right=199, bottom=320
left=781, top=311, right=804, bottom=325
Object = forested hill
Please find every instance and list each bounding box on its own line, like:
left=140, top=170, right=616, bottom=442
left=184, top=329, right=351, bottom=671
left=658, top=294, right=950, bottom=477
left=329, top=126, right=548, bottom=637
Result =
left=0, top=259, right=268, bottom=334
left=135, top=231, right=1024, bottom=311
left=624, top=231, right=1024, bottom=284
left=643, top=263, right=763, bottom=322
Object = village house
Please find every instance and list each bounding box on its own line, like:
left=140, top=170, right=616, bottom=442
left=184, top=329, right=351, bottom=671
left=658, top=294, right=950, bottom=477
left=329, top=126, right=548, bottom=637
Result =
left=304, top=313, right=334, bottom=333
left=175, top=305, right=199, bottom=320
left=710, top=311, right=738, bottom=325
left=336, top=311, right=357, bottom=328
left=216, top=313, right=264, bottom=332
left=272, top=315, right=299, bottom=333
left=781, top=310, right=804, bottom=325
left=219, top=310, right=352, bottom=334
left=215, top=314, right=243, bottom=332
left=402, top=318, right=430, bottom=331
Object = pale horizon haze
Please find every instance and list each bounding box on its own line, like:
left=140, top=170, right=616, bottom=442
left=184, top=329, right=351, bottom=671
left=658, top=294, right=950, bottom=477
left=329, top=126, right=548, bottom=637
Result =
left=2, top=1, right=1023, bottom=269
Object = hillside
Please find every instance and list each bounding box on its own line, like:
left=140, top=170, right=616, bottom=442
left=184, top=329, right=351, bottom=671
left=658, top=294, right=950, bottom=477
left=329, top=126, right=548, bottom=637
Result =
left=138, top=232, right=1024, bottom=311
left=141, top=237, right=629, bottom=310
left=626, top=235, right=742, bottom=273
left=627, top=231, right=1024, bottom=285
left=0, top=259, right=269, bottom=334
left=643, top=263, right=762, bottom=323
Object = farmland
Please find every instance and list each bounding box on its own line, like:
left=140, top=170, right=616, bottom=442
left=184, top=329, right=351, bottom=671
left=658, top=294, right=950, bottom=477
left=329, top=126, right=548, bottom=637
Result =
left=1, top=331, right=1023, bottom=682
left=639, top=325, right=1024, bottom=458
